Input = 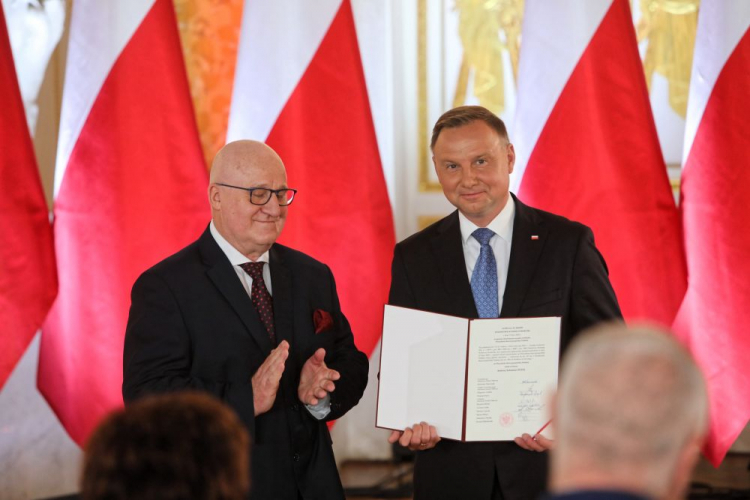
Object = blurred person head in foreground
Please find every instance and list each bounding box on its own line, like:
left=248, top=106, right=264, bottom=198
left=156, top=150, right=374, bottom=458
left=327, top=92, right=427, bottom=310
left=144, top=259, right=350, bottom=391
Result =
left=549, top=323, right=708, bottom=500
left=81, top=391, right=250, bottom=500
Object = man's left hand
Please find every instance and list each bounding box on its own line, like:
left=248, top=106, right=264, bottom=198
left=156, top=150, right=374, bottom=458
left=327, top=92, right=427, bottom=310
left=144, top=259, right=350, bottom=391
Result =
left=514, top=433, right=555, bottom=452
left=298, top=348, right=340, bottom=405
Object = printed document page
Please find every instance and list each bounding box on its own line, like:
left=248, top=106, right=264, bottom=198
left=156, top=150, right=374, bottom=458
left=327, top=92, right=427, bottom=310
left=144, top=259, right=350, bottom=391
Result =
left=464, top=317, right=561, bottom=441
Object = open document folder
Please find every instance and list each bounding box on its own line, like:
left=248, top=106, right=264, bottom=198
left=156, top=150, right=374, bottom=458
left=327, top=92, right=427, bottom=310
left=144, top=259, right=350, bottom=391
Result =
left=376, top=305, right=560, bottom=441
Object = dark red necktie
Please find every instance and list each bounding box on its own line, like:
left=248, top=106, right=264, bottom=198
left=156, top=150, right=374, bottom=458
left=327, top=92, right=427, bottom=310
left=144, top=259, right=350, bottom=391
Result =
left=239, top=262, right=275, bottom=343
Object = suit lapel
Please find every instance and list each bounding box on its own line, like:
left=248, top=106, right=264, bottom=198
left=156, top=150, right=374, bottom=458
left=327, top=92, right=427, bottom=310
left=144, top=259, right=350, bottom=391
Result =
left=431, top=212, right=479, bottom=318
left=500, top=195, right=548, bottom=317
left=269, top=245, right=294, bottom=348
left=198, top=228, right=274, bottom=355
left=268, top=245, right=300, bottom=396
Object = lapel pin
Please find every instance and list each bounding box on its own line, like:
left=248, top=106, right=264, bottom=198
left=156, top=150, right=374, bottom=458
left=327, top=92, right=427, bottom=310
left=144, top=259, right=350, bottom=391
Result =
left=531, top=235, right=539, bottom=240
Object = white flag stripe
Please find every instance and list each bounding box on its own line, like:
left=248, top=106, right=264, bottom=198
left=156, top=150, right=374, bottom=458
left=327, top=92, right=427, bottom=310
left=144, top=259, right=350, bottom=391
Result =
left=511, top=0, right=612, bottom=192
left=53, top=0, right=156, bottom=197
left=227, top=0, right=342, bottom=142
left=683, top=2, right=750, bottom=163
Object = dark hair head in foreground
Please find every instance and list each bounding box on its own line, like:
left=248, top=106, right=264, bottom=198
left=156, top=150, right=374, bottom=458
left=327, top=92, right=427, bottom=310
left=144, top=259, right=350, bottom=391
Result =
left=81, top=391, right=250, bottom=500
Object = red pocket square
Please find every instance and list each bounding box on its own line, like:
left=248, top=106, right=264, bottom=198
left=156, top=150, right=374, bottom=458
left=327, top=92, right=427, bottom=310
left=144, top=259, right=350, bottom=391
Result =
left=313, top=309, right=333, bottom=334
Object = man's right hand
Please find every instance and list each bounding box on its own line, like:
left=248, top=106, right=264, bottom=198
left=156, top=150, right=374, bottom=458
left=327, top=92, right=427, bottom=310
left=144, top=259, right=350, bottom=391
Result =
left=251, top=340, right=289, bottom=416
left=387, top=421, right=441, bottom=451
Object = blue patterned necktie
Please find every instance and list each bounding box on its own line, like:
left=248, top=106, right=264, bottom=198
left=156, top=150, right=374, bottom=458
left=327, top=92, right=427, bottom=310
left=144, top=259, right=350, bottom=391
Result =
left=471, top=228, right=499, bottom=318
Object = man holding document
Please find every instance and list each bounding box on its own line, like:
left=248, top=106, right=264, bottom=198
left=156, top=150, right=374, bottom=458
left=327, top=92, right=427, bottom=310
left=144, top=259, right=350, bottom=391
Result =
left=385, top=106, right=622, bottom=500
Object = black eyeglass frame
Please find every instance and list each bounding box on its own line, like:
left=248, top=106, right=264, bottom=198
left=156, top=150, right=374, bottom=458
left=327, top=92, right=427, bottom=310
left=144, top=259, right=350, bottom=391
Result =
left=215, top=183, right=298, bottom=206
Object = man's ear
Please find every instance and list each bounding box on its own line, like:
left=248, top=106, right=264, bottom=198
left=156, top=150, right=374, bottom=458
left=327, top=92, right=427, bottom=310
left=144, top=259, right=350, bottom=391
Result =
left=547, top=391, right=557, bottom=438
left=507, top=143, right=516, bottom=173
left=665, top=434, right=703, bottom=500
left=433, top=155, right=444, bottom=184
left=208, top=184, right=221, bottom=210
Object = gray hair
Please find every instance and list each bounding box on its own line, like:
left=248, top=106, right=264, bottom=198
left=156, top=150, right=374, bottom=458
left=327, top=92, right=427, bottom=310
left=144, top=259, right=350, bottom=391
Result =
left=555, top=322, right=708, bottom=496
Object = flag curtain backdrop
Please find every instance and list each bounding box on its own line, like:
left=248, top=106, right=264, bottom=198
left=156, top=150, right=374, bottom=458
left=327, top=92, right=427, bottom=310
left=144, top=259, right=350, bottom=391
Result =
left=38, top=0, right=209, bottom=445
left=228, top=0, right=395, bottom=360
left=674, top=2, right=750, bottom=467
left=513, top=0, right=686, bottom=327
left=0, top=3, right=57, bottom=390
left=12, top=0, right=748, bottom=463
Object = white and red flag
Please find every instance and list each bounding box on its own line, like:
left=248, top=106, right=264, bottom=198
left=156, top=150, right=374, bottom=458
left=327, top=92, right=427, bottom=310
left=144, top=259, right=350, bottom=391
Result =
left=39, top=0, right=209, bottom=445
left=228, top=0, right=395, bottom=359
left=673, top=2, right=750, bottom=466
left=512, top=0, right=686, bottom=326
left=0, top=3, right=57, bottom=390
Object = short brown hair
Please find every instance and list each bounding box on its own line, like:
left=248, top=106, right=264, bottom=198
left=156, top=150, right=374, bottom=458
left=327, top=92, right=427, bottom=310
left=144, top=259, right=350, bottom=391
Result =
left=82, top=391, right=250, bottom=500
left=431, top=105, right=509, bottom=150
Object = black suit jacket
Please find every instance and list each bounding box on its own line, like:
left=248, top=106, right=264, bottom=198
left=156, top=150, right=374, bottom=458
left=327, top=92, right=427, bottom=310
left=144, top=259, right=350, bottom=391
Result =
left=123, top=226, right=369, bottom=500
left=388, top=195, right=622, bottom=500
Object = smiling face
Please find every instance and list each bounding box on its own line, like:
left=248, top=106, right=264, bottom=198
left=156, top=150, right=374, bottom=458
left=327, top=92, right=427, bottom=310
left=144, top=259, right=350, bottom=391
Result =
left=209, top=141, right=288, bottom=260
left=432, top=120, right=515, bottom=227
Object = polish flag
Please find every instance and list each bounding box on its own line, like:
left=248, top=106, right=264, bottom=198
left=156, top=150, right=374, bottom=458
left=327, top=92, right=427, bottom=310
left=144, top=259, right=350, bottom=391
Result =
left=38, top=0, right=210, bottom=445
left=0, top=3, right=57, bottom=390
left=673, top=2, right=750, bottom=466
left=228, top=0, right=395, bottom=359
left=512, top=0, right=686, bottom=326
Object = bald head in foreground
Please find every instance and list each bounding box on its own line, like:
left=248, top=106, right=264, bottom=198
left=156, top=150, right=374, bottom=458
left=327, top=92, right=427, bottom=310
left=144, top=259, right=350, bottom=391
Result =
left=124, top=140, right=368, bottom=500
left=549, top=323, right=708, bottom=500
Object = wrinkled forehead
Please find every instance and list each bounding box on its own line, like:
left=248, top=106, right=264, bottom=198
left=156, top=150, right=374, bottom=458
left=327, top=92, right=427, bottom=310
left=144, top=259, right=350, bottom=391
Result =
left=233, top=158, right=287, bottom=187
left=213, top=143, right=287, bottom=186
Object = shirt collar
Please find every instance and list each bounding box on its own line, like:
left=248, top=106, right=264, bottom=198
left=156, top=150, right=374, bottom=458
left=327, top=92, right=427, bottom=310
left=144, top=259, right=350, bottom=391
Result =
left=458, top=195, right=515, bottom=245
left=210, top=221, right=270, bottom=266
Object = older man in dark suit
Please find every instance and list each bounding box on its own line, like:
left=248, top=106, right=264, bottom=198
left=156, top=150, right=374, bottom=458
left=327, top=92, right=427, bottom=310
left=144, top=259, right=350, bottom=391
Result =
left=123, top=140, right=368, bottom=500
left=387, top=106, right=622, bottom=500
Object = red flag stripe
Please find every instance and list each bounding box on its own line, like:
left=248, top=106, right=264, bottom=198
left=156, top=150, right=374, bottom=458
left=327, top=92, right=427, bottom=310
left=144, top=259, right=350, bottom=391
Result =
left=38, top=0, right=209, bottom=445
left=0, top=3, right=57, bottom=390
left=518, top=0, right=686, bottom=325
left=267, top=0, right=395, bottom=358
left=674, top=24, right=750, bottom=466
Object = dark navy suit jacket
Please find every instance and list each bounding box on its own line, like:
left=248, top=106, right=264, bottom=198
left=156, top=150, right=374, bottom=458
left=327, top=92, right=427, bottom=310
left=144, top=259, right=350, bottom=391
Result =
left=124, top=226, right=369, bottom=500
left=388, top=195, right=622, bottom=500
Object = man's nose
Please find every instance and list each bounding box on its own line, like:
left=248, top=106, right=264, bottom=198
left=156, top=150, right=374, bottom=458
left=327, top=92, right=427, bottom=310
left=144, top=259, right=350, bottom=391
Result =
left=461, top=166, right=478, bottom=186
left=262, top=195, right=282, bottom=215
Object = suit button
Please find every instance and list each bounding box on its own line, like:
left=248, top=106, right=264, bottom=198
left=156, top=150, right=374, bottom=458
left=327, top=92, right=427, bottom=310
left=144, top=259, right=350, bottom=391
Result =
left=293, top=453, right=300, bottom=462
left=291, top=404, right=299, bottom=412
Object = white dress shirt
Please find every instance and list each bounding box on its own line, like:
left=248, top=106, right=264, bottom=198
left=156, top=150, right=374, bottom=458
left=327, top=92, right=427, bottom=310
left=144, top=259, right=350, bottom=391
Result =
left=209, top=221, right=330, bottom=419
left=457, top=196, right=515, bottom=315
left=210, top=221, right=272, bottom=295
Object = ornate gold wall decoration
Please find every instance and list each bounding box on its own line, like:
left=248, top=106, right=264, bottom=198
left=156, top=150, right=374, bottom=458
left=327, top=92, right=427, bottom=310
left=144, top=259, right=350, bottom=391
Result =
left=174, top=0, right=244, bottom=169
left=452, top=0, right=524, bottom=115
left=418, top=214, right=448, bottom=231
left=636, top=0, right=700, bottom=118
left=418, top=0, right=523, bottom=193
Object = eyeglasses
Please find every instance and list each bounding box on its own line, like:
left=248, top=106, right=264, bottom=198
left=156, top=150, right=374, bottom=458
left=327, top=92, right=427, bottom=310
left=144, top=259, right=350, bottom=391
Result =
left=216, top=183, right=297, bottom=206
